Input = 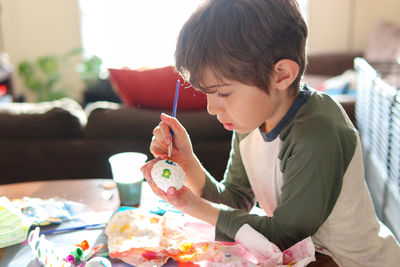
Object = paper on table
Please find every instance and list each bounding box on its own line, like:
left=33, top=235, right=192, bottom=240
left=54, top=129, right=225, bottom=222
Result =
left=234, top=224, right=315, bottom=266
left=0, top=197, right=31, bottom=248
left=105, top=209, right=316, bottom=267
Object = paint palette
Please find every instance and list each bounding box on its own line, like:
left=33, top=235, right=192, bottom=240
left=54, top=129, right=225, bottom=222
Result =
left=150, top=160, right=185, bottom=193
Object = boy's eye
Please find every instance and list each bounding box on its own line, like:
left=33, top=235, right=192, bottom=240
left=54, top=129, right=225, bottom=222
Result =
left=217, top=92, right=231, bottom=98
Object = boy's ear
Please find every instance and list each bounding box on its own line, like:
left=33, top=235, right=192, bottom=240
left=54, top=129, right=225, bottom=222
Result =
left=271, top=59, right=299, bottom=90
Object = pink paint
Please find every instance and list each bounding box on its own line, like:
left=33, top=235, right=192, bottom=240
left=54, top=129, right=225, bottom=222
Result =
left=142, top=251, right=158, bottom=260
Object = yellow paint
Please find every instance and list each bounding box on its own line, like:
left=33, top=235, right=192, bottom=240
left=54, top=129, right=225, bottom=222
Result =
left=179, top=241, right=193, bottom=252
left=179, top=253, right=196, bottom=261
left=162, top=169, right=171, bottom=179
left=119, top=223, right=131, bottom=233
left=150, top=217, right=159, bottom=223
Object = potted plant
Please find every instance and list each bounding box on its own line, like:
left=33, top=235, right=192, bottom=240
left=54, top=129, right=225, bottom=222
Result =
left=17, top=49, right=82, bottom=102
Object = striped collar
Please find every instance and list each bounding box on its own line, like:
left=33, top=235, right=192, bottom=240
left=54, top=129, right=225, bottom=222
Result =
left=260, top=84, right=311, bottom=142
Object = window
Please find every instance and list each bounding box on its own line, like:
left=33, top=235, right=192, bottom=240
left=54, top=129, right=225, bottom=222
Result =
left=79, top=0, right=205, bottom=70
left=79, top=0, right=308, bottom=71
left=297, top=0, right=309, bottom=20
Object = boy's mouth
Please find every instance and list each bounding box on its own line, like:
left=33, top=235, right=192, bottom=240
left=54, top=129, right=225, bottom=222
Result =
left=222, top=123, right=234, bottom=131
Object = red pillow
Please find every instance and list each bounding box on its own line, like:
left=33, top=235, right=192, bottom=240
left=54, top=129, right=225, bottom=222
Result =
left=109, top=66, right=207, bottom=110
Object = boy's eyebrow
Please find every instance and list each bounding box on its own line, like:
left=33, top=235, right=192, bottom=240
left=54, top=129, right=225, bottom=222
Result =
left=202, top=83, right=231, bottom=90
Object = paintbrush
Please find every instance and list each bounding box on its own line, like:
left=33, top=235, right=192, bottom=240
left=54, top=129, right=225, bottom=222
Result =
left=39, top=223, right=106, bottom=235
left=168, top=79, right=180, bottom=160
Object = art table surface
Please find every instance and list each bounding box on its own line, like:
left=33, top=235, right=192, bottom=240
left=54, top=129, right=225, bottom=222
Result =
left=0, top=179, right=177, bottom=266
left=0, top=179, right=337, bottom=266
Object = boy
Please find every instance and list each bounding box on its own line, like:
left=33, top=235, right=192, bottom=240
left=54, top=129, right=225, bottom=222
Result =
left=141, top=0, right=400, bottom=265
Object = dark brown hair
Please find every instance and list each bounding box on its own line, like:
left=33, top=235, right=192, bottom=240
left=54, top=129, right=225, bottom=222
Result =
left=175, top=0, right=308, bottom=94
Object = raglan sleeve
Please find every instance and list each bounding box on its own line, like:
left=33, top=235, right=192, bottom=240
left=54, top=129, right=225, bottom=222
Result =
left=200, top=131, right=256, bottom=212
left=209, top=118, right=357, bottom=250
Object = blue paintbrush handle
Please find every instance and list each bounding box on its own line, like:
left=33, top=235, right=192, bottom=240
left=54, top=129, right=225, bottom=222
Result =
left=170, top=80, right=180, bottom=138
left=168, top=79, right=180, bottom=159
left=172, top=79, right=180, bottom=118
left=39, top=223, right=106, bottom=235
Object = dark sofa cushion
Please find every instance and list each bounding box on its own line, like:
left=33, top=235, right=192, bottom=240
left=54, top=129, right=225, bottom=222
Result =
left=84, top=101, right=230, bottom=141
left=0, top=98, right=86, bottom=139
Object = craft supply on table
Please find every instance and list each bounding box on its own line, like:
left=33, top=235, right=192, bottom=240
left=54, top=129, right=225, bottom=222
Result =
left=39, top=223, right=106, bottom=235
left=149, top=199, right=182, bottom=216
left=11, top=196, right=84, bottom=227
left=0, top=197, right=32, bottom=248
left=105, top=208, right=316, bottom=266
left=109, top=152, right=147, bottom=206
left=83, top=243, right=106, bottom=261
left=85, top=256, right=112, bottom=267
left=28, top=227, right=108, bottom=267
left=1, top=193, right=113, bottom=252
left=151, top=159, right=186, bottom=193
left=117, top=199, right=182, bottom=216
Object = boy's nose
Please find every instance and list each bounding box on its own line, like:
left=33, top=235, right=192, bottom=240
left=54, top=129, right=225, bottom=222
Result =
left=206, top=94, right=219, bottom=116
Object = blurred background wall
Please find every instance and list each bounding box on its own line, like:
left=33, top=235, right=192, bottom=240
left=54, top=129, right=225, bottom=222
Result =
left=308, top=0, right=400, bottom=52
left=1, top=0, right=400, bottom=102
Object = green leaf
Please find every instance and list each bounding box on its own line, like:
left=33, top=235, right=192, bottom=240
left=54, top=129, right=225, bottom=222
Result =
left=18, top=61, right=35, bottom=79
left=37, top=56, right=59, bottom=75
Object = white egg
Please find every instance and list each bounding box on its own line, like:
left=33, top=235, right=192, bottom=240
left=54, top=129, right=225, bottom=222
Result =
left=151, top=160, right=185, bottom=193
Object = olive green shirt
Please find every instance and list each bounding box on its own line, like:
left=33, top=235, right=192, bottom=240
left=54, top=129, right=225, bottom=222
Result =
left=200, top=85, right=400, bottom=265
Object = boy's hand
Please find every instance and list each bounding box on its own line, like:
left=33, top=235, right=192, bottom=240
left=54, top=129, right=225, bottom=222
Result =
left=150, top=113, right=194, bottom=172
left=149, top=113, right=207, bottom=196
left=140, top=158, right=196, bottom=211
left=141, top=158, right=219, bottom=226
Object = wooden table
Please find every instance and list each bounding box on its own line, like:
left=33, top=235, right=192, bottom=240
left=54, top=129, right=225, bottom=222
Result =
left=0, top=179, right=160, bottom=267
left=0, top=179, right=120, bottom=212
left=0, top=179, right=337, bottom=266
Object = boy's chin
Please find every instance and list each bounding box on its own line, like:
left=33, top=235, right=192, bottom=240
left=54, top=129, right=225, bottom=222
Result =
left=234, top=128, right=253, bottom=135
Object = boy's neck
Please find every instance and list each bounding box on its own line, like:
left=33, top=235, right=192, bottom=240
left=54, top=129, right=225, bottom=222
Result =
left=261, top=90, right=300, bottom=133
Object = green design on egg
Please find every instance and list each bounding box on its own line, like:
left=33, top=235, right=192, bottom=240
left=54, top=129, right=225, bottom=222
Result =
left=162, top=168, right=171, bottom=179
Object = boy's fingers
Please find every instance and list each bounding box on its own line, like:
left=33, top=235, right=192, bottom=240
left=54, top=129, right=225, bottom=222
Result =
left=152, top=126, right=168, bottom=146
left=140, top=161, right=152, bottom=177
left=150, top=147, right=165, bottom=158
left=160, top=113, right=186, bottom=138
left=150, top=139, right=169, bottom=159
left=166, top=186, right=189, bottom=209
left=167, top=186, right=178, bottom=198
left=159, top=122, right=173, bottom=145
left=140, top=161, right=150, bottom=173
left=151, top=183, right=168, bottom=198
left=150, top=138, right=166, bottom=152
left=140, top=158, right=159, bottom=177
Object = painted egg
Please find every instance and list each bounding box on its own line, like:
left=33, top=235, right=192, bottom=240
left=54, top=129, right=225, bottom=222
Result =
left=151, top=160, right=185, bottom=193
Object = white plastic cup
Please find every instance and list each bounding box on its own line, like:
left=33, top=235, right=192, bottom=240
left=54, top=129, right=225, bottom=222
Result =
left=108, top=152, right=148, bottom=206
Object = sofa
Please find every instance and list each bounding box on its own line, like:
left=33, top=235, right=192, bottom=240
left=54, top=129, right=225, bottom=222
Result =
left=7, top=19, right=400, bottom=185
left=0, top=98, right=232, bottom=185
left=1, top=50, right=369, bottom=186
left=0, top=92, right=358, bottom=186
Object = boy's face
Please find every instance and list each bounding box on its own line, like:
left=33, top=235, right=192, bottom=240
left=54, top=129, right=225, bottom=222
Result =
left=200, top=67, right=289, bottom=134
